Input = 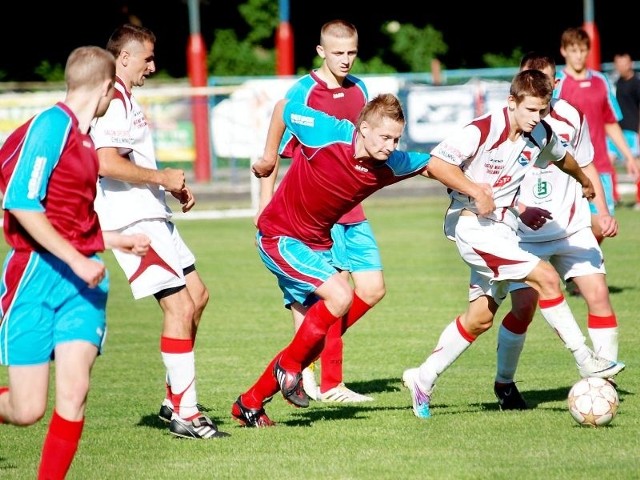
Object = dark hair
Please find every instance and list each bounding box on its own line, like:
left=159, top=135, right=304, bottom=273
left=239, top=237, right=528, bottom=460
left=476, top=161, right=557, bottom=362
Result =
left=560, top=27, right=590, bottom=50
left=106, top=24, right=156, bottom=57
left=510, top=69, right=554, bottom=105
left=520, top=52, right=556, bottom=72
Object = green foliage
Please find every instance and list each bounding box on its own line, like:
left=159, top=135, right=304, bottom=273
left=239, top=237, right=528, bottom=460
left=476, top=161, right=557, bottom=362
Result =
left=238, top=0, right=278, bottom=44
left=483, top=47, right=525, bottom=68
left=208, top=29, right=275, bottom=76
left=34, top=60, right=65, bottom=82
left=383, top=22, right=448, bottom=72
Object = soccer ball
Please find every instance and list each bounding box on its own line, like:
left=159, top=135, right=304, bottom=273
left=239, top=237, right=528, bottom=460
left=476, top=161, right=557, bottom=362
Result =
left=567, top=377, right=619, bottom=427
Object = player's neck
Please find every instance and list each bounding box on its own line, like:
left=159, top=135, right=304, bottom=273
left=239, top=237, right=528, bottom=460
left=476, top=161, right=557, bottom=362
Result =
left=316, top=64, right=346, bottom=89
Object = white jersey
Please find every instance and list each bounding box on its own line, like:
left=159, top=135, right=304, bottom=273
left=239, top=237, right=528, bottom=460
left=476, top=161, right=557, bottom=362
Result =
left=90, top=76, right=171, bottom=230
left=432, top=106, right=567, bottom=237
left=517, top=99, right=594, bottom=242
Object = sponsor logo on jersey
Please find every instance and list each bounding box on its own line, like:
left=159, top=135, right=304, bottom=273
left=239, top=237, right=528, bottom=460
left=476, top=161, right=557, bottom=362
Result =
left=333, top=92, right=345, bottom=99
left=291, top=113, right=314, bottom=127
left=355, top=164, right=369, bottom=173
left=494, top=175, right=511, bottom=187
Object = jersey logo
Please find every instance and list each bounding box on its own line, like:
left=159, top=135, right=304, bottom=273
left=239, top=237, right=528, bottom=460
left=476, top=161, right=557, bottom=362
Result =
left=355, top=164, right=369, bottom=173
left=291, top=113, right=314, bottom=127
left=494, top=175, right=511, bottom=188
left=333, top=92, right=345, bottom=99
left=533, top=178, right=552, bottom=199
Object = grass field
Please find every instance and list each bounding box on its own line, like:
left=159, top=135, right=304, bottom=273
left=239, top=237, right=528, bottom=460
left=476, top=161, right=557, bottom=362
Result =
left=1, top=195, right=638, bottom=479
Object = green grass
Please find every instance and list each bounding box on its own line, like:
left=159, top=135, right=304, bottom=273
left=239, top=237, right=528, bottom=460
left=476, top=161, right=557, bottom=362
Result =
left=1, top=195, right=639, bottom=479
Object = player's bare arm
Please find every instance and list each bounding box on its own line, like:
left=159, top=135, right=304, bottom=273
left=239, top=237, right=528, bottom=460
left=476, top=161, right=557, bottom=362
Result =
left=97, top=146, right=186, bottom=192
left=554, top=151, right=595, bottom=200
left=581, top=162, right=617, bottom=237
left=103, top=231, right=151, bottom=256
left=10, top=209, right=106, bottom=288
left=604, top=122, right=640, bottom=179
left=252, top=99, right=287, bottom=178
left=426, top=156, right=495, bottom=216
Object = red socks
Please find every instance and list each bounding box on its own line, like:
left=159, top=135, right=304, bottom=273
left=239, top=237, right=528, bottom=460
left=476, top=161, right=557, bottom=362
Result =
left=38, top=410, right=84, bottom=480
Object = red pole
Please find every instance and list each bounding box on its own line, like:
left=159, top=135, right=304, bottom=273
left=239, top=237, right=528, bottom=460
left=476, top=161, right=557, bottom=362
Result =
left=276, top=22, right=294, bottom=75
left=583, top=22, right=601, bottom=71
left=583, top=0, right=601, bottom=70
left=187, top=33, right=211, bottom=182
left=276, top=0, right=294, bottom=75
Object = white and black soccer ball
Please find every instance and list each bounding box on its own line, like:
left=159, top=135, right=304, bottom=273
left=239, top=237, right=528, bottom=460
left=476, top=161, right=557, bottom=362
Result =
left=567, top=377, right=619, bottom=427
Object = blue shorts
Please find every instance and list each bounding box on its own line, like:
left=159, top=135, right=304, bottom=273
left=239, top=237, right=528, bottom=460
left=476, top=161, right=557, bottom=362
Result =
left=330, top=221, right=382, bottom=273
left=256, top=231, right=339, bottom=309
left=589, top=173, right=616, bottom=216
left=606, top=129, right=640, bottom=162
left=0, top=251, right=109, bottom=366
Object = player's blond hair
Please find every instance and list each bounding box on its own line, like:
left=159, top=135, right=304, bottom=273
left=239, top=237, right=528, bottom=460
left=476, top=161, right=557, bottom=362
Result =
left=356, top=93, right=405, bottom=128
left=320, top=19, right=358, bottom=46
left=65, top=46, right=115, bottom=91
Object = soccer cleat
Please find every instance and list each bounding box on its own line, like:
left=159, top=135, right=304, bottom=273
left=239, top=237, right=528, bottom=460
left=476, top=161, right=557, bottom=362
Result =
left=402, top=368, right=431, bottom=419
left=169, top=414, right=230, bottom=439
left=494, top=382, right=528, bottom=410
left=302, top=363, right=320, bottom=401
left=577, top=352, right=626, bottom=379
left=273, top=358, right=309, bottom=408
left=319, top=383, right=373, bottom=403
left=231, top=396, right=276, bottom=428
left=158, top=403, right=173, bottom=424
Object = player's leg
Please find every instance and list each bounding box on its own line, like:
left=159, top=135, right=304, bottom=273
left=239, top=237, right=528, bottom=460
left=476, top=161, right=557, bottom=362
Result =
left=319, top=222, right=381, bottom=402
left=1, top=364, right=49, bottom=425
left=38, top=342, right=98, bottom=479
left=494, top=285, right=537, bottom=410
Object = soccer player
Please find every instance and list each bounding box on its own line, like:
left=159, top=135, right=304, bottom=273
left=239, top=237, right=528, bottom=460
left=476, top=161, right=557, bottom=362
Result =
left=607, top=52, right=640, bottom=209
left=555, top=27, right=639, bottom=243
left=0, top=46, right=150, bottom=480
left=232, top=93, right=431, bottom=427
left=257, top=19, right=377, bottom=403
left=401, top=69, right=625, bottom=420
left=89, top=24, right=228, bottom=439
left=493, top=53, right=622, bottom=410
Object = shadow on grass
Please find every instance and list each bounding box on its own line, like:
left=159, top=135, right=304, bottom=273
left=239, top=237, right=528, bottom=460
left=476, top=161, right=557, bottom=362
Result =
left=136, top=402, right=217, bottom=430
left=474, top=382, right=632, bottom=413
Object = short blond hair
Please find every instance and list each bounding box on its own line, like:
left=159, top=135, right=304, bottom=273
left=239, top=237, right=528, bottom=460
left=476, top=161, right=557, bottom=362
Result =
left=65, top=46, right=115, bottom=91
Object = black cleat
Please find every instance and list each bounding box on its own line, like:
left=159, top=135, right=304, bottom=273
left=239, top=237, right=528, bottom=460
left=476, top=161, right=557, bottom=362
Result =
left=494, top=382, right=528, bottom=410
left=231, top=396, right=275, bottom=428
left=274, top=358, right=309, bottom=408
left=169, top=414, right=230, bottom=439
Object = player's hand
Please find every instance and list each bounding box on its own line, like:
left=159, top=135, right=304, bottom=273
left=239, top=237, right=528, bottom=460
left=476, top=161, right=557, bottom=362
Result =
left=251, top=157, right=276, bottom=178
left=161, top=167, right=186, bottom=192
left=580, top=180, right=595, bottom=201
left=171, top=186, right=195, bottom=212
left=597, top=214, right=618, bottom=238
left=626, top=157, right=640, bottom=180
left=73, top=256, right=107, bottom=289
left=474, top=183, right=495, bottom=217
left=520, top=206, right=553, bottom=230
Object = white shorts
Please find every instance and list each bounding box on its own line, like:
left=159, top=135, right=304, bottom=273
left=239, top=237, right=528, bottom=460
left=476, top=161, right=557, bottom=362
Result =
left=111, top=220, right=195, bottom=299
left=509, top=227, right=605, bottom=293
left=455, top=214, right=540, bottom=305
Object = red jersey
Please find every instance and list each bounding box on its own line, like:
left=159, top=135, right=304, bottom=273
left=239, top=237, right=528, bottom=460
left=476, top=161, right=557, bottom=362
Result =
left=555, top=69, right=622, bottom=175
left=280, top=70, right=368, bottom=224
left=0, top=102, right=104, bottom=254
